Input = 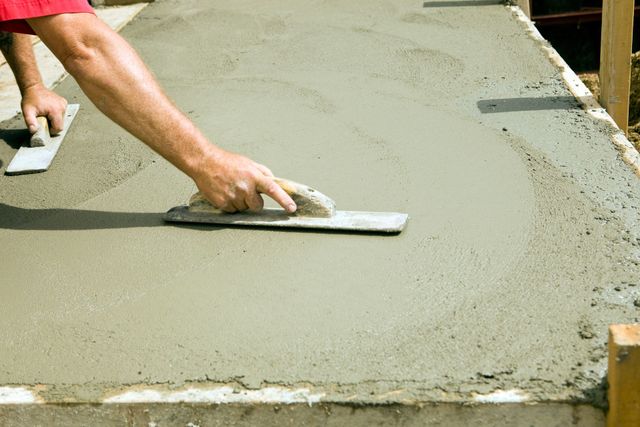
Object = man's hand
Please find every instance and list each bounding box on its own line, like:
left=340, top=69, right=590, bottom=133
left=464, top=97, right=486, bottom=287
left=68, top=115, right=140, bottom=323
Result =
left=193, top=146, right=297, bottom=214
left=21, top=83, right=67, bottom=134
left=0, top=32, right=66, bottom=134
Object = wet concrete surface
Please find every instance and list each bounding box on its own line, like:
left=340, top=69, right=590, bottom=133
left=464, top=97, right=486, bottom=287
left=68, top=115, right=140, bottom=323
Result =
left=1, top=0, right=639, bottom=417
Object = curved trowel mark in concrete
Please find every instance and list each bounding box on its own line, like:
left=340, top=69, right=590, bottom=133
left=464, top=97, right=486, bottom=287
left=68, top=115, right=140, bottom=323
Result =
left=252, top=26, right=464, bottom=94
left=400, top=12, right=455, bottom=28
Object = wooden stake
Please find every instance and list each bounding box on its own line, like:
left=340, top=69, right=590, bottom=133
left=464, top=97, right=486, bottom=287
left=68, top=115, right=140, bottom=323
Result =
left=516, top=0, right=531, bottom=18
left=608, top=324, right=640, bottom=427
left=599, top=0, right=634, bottom=134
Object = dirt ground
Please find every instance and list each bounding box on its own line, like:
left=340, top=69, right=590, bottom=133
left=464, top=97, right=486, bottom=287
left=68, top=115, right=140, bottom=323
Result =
left=578, top=51, right=640, bottom=146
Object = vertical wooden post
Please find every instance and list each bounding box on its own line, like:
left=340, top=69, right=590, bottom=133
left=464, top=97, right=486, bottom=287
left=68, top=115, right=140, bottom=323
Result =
left=608, top=324, right=640, bottom=427
left=599, top=0, right=634, bottom=135
left=517, top=0, right=531, bottom=18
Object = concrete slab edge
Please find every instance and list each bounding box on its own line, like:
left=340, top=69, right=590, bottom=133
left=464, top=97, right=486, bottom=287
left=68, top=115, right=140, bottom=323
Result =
left=0, top=387, right=38, bottom=404
left=102, top=386, right=324, bottom=406
left=508, top=5, right=640, bottom=177
left=0, top=383, right=588, bottom=407
left=0, top=402, right=605, bottom=427
left=0, top=384, right=606, bottom=426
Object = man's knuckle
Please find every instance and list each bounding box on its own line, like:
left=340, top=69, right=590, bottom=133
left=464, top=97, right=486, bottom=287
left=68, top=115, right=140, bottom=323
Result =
left=263, top=182, right=278, bottom=194
left=211, top=196, right=225, bottom=208
left=235, top=182, right=250, bottom=195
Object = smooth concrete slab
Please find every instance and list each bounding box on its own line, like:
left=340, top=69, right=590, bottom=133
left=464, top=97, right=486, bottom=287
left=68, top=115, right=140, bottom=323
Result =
left=1, top=0, right=640, bottom=423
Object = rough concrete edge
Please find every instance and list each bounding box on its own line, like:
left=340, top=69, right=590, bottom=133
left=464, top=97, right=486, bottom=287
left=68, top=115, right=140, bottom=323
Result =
left=0, top=387, right=39, bottom=404
left=0, top=382, right=607, bottom=425
left=0, top=383, right=583, bottom=407
left=508, top=5, right=640, bottom=177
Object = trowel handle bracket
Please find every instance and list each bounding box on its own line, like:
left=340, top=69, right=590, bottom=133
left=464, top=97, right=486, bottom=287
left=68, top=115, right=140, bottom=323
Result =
left=273, top=178, right=337, bottom=218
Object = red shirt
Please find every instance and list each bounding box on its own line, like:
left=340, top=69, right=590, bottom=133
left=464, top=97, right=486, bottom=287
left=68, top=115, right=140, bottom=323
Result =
left=0, top=0, right=94, bottom=34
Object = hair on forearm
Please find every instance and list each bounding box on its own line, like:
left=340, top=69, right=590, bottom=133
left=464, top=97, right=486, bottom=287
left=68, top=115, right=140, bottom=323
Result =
left=0, top=31, right=14, bottom=52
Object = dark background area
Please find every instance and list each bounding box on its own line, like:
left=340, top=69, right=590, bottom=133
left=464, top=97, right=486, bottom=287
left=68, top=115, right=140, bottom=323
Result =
left=531, top=0, right=639, bottom=72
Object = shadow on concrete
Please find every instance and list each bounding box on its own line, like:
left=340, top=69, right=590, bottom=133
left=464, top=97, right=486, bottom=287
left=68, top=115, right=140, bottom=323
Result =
left=0, top=203, right=166, bottom=230
left=423, top=0, right=502, bottom=7
left=0, top=128, right=29, bottom=149
left=583, top=374, right=608, bottom=411
left=477, top=96, right=580, bottom=113
left=0, top=203, right=395, bottom=235
left=169, top=223, right=386, bottom=235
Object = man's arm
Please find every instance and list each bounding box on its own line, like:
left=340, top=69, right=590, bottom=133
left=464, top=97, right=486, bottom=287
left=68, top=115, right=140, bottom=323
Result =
left=26, top=14, right=296, bottom=214
left=0, top=31, right=67, bottom=133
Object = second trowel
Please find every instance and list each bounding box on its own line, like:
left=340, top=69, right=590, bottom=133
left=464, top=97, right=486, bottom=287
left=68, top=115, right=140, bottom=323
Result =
left=5, top=104, right=80, bottom=175
left=164, top=178, right=408, bottom=234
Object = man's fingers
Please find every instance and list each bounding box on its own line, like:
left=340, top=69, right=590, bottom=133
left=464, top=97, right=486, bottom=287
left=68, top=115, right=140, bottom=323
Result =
left=232, top=198, right=248, bottom=212
left=50, top=99, right=67, bottom=134
left=22, top=106, right=38, bottom=134
left=219, top=203, right=237, bottom=213
left=257, top=177, right=296, bottom=213
left=23, top=103, right=67, bottom=134
left=20, top=83, right=68, bottom=135
left=48, top=110, right=65, bottom=135
left=255, top=163, right=274, bottom=177
left=207, top=194, right=237, bottom=213
left=245, top=192, right=264, bottom=212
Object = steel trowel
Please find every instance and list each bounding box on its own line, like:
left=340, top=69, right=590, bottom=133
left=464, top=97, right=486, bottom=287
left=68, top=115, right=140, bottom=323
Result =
left=5, top=104, right=80, bottom=175
left=164, top=178, right=408, bottom=234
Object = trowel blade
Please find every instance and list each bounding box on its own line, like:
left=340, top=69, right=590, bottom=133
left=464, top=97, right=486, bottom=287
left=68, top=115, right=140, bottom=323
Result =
left=163, top=206, right=408, bottom=234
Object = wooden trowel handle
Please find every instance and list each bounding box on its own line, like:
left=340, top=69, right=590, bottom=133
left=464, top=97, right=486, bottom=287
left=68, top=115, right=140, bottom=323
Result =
left=273, top=177, right=337, bottom=218
left=188, top=177, right=338, bottom=218
left=30, top=116, right=50, bottom=147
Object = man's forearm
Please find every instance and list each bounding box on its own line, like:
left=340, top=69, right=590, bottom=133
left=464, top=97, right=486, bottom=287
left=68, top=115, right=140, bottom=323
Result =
left=26, top=12, right=296, bottom=212
left=27, top=15, right=213, bottom=180
left=0, top=32, right=44, bottom=95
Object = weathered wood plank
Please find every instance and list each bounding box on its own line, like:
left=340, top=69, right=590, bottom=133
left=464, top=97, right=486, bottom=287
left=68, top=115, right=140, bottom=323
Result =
left=608, top=324, right=640, bottom=427
left=599, top=0, right=634, bottom=134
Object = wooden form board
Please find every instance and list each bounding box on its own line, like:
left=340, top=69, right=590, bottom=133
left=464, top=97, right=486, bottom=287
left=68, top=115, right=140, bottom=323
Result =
left=599, top=0, right=634, bottom=134
left=608, top=324, right=640, bottom=427
left=516, top=0, right=531, bottom=18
